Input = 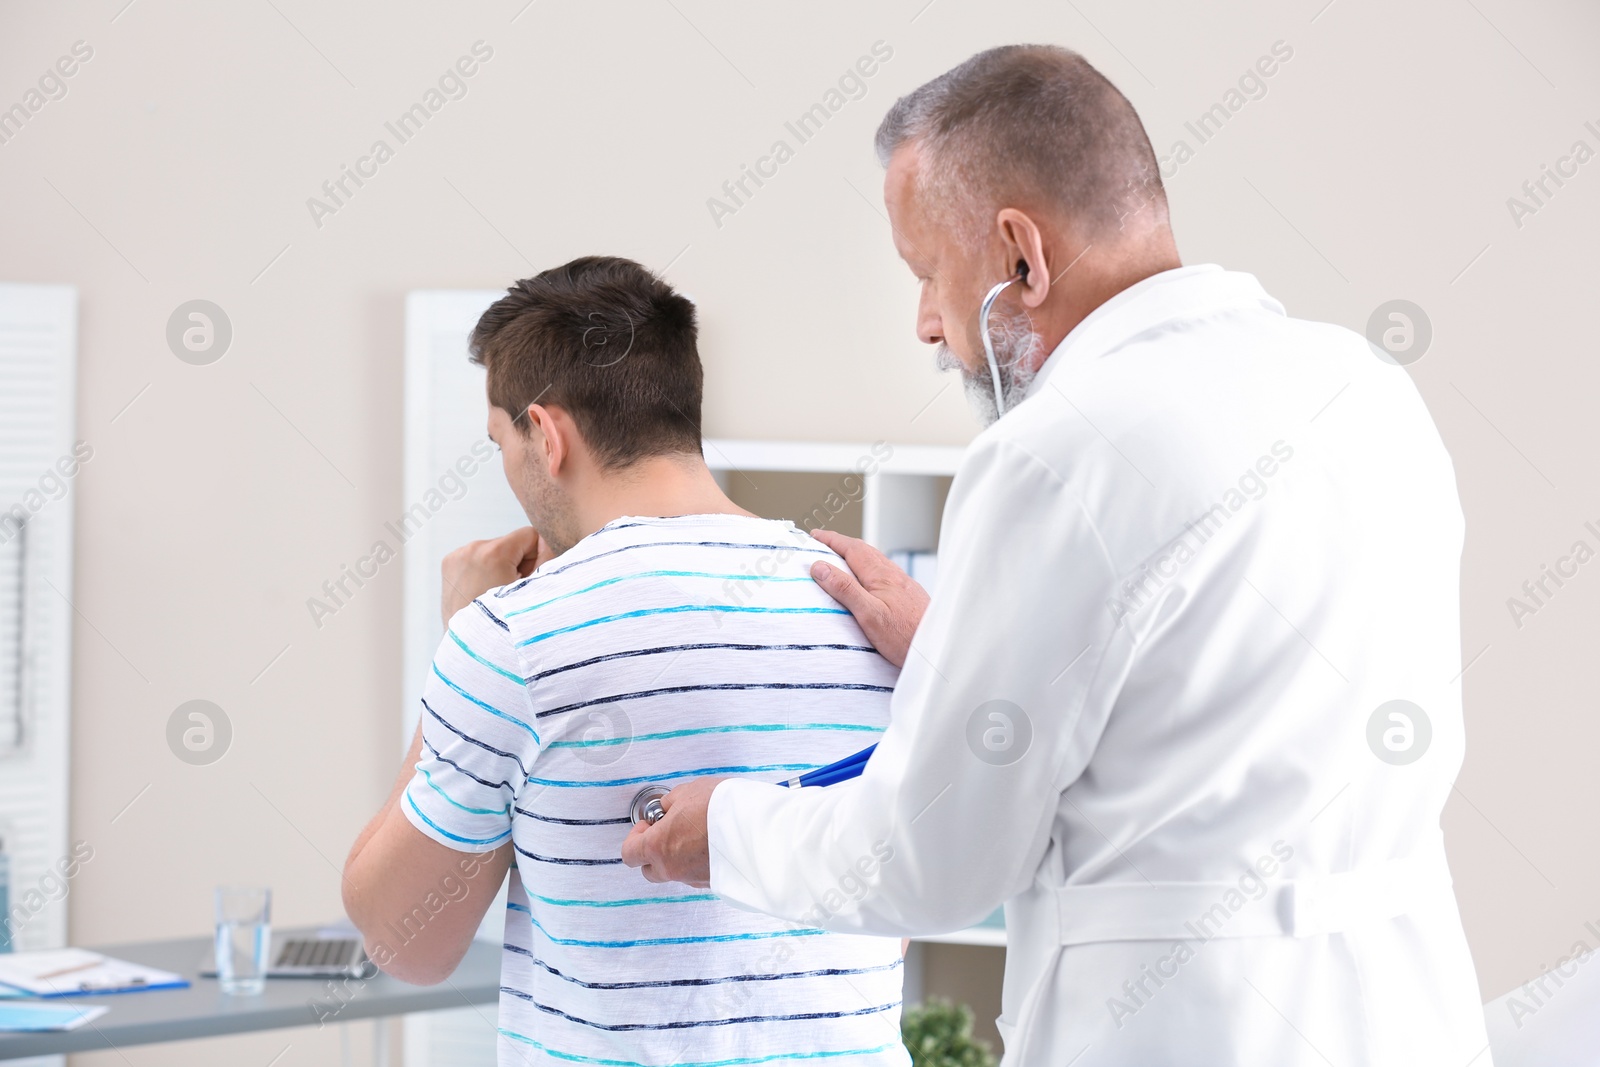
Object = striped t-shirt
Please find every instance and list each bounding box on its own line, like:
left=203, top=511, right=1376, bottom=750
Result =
left=403, top=514, right=910, bottom=1067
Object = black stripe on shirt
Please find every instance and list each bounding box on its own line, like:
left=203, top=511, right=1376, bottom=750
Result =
left=514, top=843, right=624, bottom=866
left=422, top=737, right=516, bottom=796
left=514, top=806, right=631, bottom=827
left=423, top=698, right=531, bottom=779
left=473, top=598, right=509, bottom=631
left=534, top=681, right=895, bottom=720
left=496, top=539, right=833, bottom=596
left=500, top=988, right=899, bottom=1030
left=526, top=642, right=878, bottom=684
left=500, top=944, right=902, bottom=989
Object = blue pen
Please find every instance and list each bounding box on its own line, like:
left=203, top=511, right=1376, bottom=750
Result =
left=781, top=743, right=877, bottom=789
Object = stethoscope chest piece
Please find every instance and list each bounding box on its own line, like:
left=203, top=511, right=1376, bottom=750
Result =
left=630, top=785, right=670, bottom=826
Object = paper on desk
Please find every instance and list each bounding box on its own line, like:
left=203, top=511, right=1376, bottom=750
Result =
left=0, top=948, right=188, bottom=997
left=0, top=1002, right=109, bottom=1031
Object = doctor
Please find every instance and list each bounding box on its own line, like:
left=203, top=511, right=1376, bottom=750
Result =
left=623, top=44, right=1490, bottom=1066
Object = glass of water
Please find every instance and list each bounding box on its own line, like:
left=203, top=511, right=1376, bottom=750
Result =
left=214, top=886, right=271, bottom=995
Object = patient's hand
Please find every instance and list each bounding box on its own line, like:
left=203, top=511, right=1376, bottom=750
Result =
left=807, top=529, right=929, bottom=669
left=440, top=527, right=553, bottom=625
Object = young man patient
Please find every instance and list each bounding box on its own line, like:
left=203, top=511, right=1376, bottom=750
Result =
left=343, top=256, right=908, bottom=1067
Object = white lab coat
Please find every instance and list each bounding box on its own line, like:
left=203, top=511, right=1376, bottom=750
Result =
left=708, top=265, right=1492, bottom=1066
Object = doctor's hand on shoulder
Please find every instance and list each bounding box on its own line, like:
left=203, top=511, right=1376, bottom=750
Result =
left=808, top=529, right=929, bottom=668
left=440, top=526, right=556, bottom=626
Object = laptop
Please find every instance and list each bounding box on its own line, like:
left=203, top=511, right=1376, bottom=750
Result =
left=200, top=932, right=375, bottom=980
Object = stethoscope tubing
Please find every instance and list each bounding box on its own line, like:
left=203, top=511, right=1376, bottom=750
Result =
left=979, top=273, right=1024, bottom=419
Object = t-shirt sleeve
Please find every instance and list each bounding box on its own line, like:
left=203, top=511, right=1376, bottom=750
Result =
left=402, top=596, right=540, bottom=853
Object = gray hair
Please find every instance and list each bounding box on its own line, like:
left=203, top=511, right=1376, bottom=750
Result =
left=875, top=45, right=1166, bottom=240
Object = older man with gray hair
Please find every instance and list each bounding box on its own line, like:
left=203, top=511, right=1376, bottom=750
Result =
left=625, top=44, right=1490, bottom=1066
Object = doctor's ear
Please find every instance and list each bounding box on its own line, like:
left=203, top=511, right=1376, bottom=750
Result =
left=996, top=208, right=1049, bottom=309
left=1014, top=251, right=1050, bottom=309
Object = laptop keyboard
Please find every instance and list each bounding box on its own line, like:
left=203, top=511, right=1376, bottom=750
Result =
left=274, top=938, right=358, bottom=969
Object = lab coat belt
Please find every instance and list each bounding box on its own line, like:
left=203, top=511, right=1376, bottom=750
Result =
left=1051, top=856, right=1451, bottom=946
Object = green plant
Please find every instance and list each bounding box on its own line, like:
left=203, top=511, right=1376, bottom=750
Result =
left=901, top=998, right=998, bottom=1067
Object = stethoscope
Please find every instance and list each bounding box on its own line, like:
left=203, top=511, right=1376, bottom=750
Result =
left=629, top=743, right=879, bottom=825
left=978, top=260, right=1030, bottom=420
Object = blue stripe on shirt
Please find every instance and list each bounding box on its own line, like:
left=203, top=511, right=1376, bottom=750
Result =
left=526, top=890, right=719, bottom=907
left=416, top=764, right=510, bottom=816
left=431, top=663, right=541, bottom=744
left=545, top=722, right=882, bottom=749
left=497, top=1028, right=899, bottom=1067
left=448, top=628, right=524, bottom=684
left=405, top=792, right=509, bottom=847
left=506, top=901, right=826, bottom=948
left=496, top=539, right=835, bottom=595
left=527, top=762, right=819, bottom=789
left=504, top=570, right=814, bottom=619
left=517, top=605, right=848, bottom=647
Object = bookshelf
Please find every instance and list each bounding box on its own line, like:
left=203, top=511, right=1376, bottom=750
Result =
left=702, top=437, right=960, bottom=556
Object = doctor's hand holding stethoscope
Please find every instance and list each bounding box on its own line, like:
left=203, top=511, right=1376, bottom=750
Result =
left=620, top=526, right=928, bottom=886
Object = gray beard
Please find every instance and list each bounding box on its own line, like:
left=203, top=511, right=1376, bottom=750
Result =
left=936, top=307, right=1044, bottom=426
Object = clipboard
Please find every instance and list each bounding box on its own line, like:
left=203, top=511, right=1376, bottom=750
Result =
left=0, top=948, right=189, bottom=997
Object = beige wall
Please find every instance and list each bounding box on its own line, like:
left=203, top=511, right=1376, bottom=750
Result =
left=2, top=0, right=1596, bottom=1062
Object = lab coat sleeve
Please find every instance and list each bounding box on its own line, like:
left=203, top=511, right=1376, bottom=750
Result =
left=707, top=434, right=1127, bottom=935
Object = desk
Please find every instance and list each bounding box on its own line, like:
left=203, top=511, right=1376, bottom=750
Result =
left=0, top=928, right=500, bottom=1061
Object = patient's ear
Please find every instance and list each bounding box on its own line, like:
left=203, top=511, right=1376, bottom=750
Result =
left=526, top=403, right=569, bottom=477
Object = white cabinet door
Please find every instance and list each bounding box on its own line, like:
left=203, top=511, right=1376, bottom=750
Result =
left=0, top=283, right=77, bottom=1067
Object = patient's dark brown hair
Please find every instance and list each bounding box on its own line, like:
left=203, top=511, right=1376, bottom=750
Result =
left=470, top=256, right=703, bottom=469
